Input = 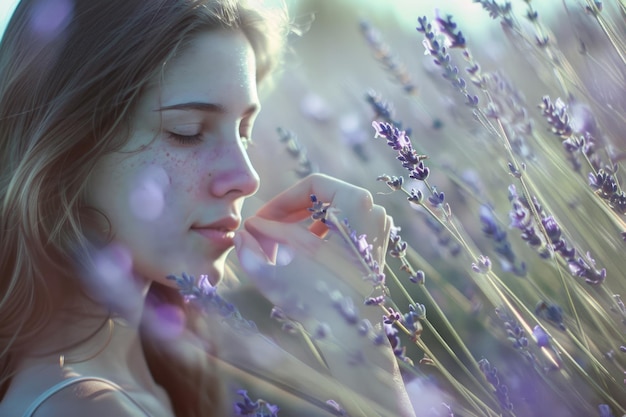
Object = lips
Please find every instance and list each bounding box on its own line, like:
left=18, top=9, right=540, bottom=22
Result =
left=191, top=216, right=240, bottom=248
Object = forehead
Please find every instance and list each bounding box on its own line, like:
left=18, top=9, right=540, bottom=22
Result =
left=147, top=29, right=258, bottom=110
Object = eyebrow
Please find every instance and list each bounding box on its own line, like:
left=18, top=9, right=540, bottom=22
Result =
left=155, top=101, right=260, bottom=116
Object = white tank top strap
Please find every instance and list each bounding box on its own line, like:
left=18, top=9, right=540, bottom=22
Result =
left=21, top=376, right=152, bottom=417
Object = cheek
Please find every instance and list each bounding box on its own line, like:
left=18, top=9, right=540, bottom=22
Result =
left=150, top=147, right=219, bottom=199
left=128, top=164, right=171, bottom=221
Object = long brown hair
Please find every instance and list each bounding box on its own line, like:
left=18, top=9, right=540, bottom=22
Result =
left=0, top=0, right=288, bottom=415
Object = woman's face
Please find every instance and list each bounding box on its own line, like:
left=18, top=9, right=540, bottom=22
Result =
left=85, top=29, right=260, bottom=288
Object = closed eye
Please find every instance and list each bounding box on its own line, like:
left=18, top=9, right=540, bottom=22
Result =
left=169, top=132, right=203, bottom=145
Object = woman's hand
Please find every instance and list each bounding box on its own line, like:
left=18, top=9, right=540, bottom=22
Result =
left=235, top=173, right=390, bottom=328
left=234, top=174, right=415, bottom=417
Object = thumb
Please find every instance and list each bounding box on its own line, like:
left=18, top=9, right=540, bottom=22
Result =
left=233, top=229, right=292, bottom=299
left=233, top=229, right=274, bottom=275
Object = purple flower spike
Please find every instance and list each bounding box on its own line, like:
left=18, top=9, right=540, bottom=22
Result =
left=428, top=189, right=445, bottom=208
left=541, top=216, right=562, bottom=243
left=365, top=295, right=385, bottom=306
left=372, top=121, right=429, bottom=181
left=478, top=358, right=513, bottom=411
left=308, top=194, right=331, bottom=224
left=410, top=161, right=430, bottom=181
left=409, top=270, right=426, bottom=284
left=234, top=390, right=279, bottom=416
left=532, top=325, right=550, bottom=348
left=198, top=274, right=216, bottom=297
left=234, top=390, right=260, bottom=415
left=598, top=404, right=614, bottom=417
left=472, top=255, right=492, bottom=274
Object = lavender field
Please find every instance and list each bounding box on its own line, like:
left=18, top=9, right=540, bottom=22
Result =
left=244, top=0, right=626, bottom=415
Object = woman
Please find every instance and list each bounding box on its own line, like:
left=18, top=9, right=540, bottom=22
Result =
left=0, top=0, right=415, bottom=415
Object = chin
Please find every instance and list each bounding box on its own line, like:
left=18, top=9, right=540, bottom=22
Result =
left=149, top=253, right=228, bottom=290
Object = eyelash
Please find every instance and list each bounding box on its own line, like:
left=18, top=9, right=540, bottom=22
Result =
left=169, top=132, right=203, bottom=145
left=168, top=122, right=253, bottom=146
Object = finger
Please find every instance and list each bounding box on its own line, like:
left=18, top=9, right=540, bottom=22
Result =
left=308, top=219, right=329, bottom=238
left=376, top=214, right=393, bottom=266
left=244, top=216, right=323, bottom=255
left=233, top=228, right=274, bottom=271
left=234, top=229, right=296, bottom=298
left=255, top=173, right=374, bottom=222
left=244, top=217, right=374, bottom=296
left=340, top=204, right=388, bottom=263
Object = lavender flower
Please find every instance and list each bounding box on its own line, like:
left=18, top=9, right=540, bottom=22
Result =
left=416, top=16, right=477, bottom=107
left=473, top=0, right=514, bottom=27
left=532, top=325, right=550, bottom=348
left=388, top=224, right=407, bottom=258
left=270, top=306, right=299, bottom=334
left=234, top=390, right=279, bottom=417
left=508, top=185, right=607, bottom=285
left=589, top=168, right=626, bottom=215
left=365, top=294, right=385, bottom=306
left=359, top=21, right=418, bottom=94
left=411, top=161, right=431, bottom=181
left=276, top=127, right=316, bottom=178
left=234, top=390, right=260, bottom=415
left=567, top=253, right=607, bottom=286
left=481, top=72, right=535, bottom=160
left=471, top=255, right=492, bottom=274
left=344, top=218, right=386, bottom=285
left=308, top=194, right=331, bottom=224
left=433, top=13, right=466, bottom=49
left=366, top=90, right=396, bottom=124
left=309, top=195, right=386, bottom=287
left=495, top=308, right=530, bottom=351
left=372, top=121, right=424, bottom=165
left=167, top=273, right=258, bottom=333
left=478, top=358, right=514, bottom=412
left=535, top=301, right=566, bottom=331
left=384, top=322, right=413, bottom=364
left=539, top=97, right=606, bottom=173
left=409, top=270, right=426, bottom=285
left=539, top=96, right=573, bottom=138
left=330, top=290, right=359, bottom=325
left=383, top=307, right=402, bottom=324
left=408, top=188, right=424, bottom=204
left=427, top=188, right=445, bottom=208
left=479, top=205, right=526, bottom=276
left=377, top=174, right=404, bottom=192
left=598, top=404, right=615, bottom=417
left=404, top=303, right=426, bottom=334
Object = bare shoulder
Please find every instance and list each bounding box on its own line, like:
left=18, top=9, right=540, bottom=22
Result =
left=1, top=378, right=148, bottom=417
left=34, top=378, right=147, bottom=417
left=39, top=379, right=148, bottom=416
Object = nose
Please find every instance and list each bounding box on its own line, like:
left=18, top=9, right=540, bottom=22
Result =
left=209, top=137, right=260, bottom=198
